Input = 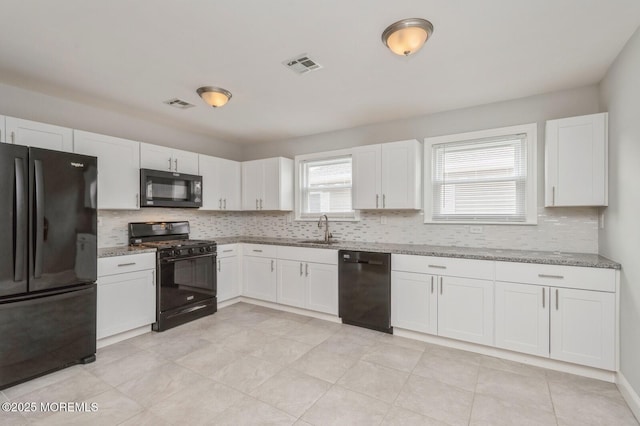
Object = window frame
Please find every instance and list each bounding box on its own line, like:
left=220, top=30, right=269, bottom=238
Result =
left=423, top=123, right=538, bottom=225
left=294, top=148, right=360, bottom=221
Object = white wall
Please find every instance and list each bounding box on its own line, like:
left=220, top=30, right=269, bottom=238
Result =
left=599, top=27, right=640, bottom=396
left=0, top=83, right=243, bottom=160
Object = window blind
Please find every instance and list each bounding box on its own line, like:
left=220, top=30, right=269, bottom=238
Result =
left=301, top=155, right=353, bottom=217
left=432, top=134, right=528, bottom=222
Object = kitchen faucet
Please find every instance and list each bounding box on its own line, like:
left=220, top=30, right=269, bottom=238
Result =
left=318, top=214, right=332, bottom=243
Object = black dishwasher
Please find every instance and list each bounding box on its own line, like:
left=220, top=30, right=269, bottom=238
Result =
left=338, top=250, right=392, bottom=334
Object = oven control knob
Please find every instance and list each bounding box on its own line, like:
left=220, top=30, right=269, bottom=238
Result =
left=188, top=248, right=195, bottom=255
left=199, top=247, right=205, bottom=253
left=206, top=246, right=212, bottom=252
left=173, top=250, right=181, bottom=257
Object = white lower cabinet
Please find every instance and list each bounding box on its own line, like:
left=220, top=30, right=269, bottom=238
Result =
left=495, top=282, right=550, bottom=357
left=217, top=245, right=240, bottom=302
left=243, top=245, right=277, bottom=302
left=276, top=249, right=338, bottom=315
left=437, top=276, right=494, bottom=346
left=97, top=253, right=156, bottom=340
left=550, top=287, right=615, bottom=370
left=391, top=271, right=437, bottom=334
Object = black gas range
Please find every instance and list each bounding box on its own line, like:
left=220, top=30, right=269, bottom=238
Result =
left=129, top=221, right=217, bottom=331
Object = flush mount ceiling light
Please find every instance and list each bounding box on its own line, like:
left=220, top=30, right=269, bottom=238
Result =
left=196, top=86, right=232, bottom=108
left=382, top=18, right=434, bottom=56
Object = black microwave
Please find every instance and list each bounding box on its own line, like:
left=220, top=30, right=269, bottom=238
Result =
left=140, top=169, right=203, bottom=208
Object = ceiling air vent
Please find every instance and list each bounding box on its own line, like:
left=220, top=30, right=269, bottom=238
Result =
left=163, top=98, right=195, bottom=109
left=283, top=54, right=322, bottom=75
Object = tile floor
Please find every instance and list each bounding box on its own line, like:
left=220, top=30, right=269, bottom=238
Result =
left=2, top=302, right=638, bottom=425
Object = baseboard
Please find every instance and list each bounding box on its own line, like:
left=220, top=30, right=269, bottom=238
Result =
left=96, top=325, right=152, bottom=349
left=617, top=372, right=640, bottom=421
left=235, top=297, right=342, bottom=323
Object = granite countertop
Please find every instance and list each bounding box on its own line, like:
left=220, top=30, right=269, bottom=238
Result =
left=99, top=236, right=620, bottom=269
left=214, top=236, right=621, bottom=270
left=98, top=246, right=157, bottom=258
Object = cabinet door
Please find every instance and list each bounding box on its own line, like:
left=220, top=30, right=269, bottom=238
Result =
left=217, top=256, right=239, bottom=302
left=73, top=130, right=140, bottom=209
left=277, top=259, right=306, bottom=308
left=381, top=140, right=421, bottom=209
left=352, top=145, right=381, bottom=209
left=97, top=269, right=156, bottom=339
left=172, top=149, right=199, bottom=175
left=140, top=142, right=173, bottom=171
left=545, top=112, right=608, bottom=206
left=243, top=256, right=277, bottom=302
left=5, top=117, right=73, bottom=152
left=262, top=157, right=280, bottom=210
left=219, top=158, right=242, bottom=210
left=550, top=288, right=615, bottom=370
left=307, top=262, right=338, bottom=315
left=495, top=282, right=549, bottom=357
left=242, top=160, right=263, bottom=210
left=437, top=276, right=494, bottom=345
left=391, top=271, right=437, bottom=335
left=199, top=154, right=223, bottom=210
left=0, top=115, right=5, bottom=143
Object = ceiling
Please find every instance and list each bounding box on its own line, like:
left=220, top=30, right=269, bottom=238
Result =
left=1, top=1, right=639, bottom=145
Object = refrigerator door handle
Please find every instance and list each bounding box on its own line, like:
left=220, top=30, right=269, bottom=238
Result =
left=33, top=159, right=45, bottom=279
left=14, top=158, right=26, bottom=282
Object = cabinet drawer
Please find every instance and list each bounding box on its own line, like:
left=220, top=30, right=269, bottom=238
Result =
left=242, top=244, right=277, bottom=258
left=277, top=246, right=338, bottom=265
left=392, top=254, right=494, bottom=280
left=217, top=244, right=238, bottom=258
left=495, top=261, right=616, bottom=292
left=98, top=253, right=156, bottom=276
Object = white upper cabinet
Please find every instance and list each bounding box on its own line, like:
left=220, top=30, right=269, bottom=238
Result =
left=73, top=130, right=140, bottom=210
left=0, top=115, right=5, bottom=143
left=241, top=157, right=293, bottom=211
left=352, top=139, right=421, bottom=210
left=140, top=142, right=199, bottom=175
left=4, top=117, right=73, bottom=152
left=199, top=154, right=241, bottom=210
left=545, top=112, right=608, bottom=206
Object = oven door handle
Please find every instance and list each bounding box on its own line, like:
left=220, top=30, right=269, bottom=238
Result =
left=160, top=254, right=215, bottom=263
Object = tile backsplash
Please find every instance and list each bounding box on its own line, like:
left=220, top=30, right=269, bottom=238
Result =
left=99, top=207, right=598, bottom=254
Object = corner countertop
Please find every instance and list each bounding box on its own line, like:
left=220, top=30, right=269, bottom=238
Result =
left=99, top=236, right=620, bottom=270
left=213, top=236, right=621, bottom=270
left=98, top=246, right=157, bottom=258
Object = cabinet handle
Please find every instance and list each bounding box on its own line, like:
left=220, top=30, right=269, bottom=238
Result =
left=152, top=270, right=155, bottom=286
left=431, top=276, right=434, bottom=294
left=300, top=262, right=303, bottom=276
left=440, top=277, right=443, bottom=295
left=542, top=287, right=545, bottom=308
left=556, top=288, right=559, bottom=310
left=271, top=260, right=274, bottom=272
left=429, top=264, right=447, bottom=269
left=256, top=199, right=259, bottom=210
left=383, top=194, right=386, bottom=208
left=11, top=131, right=15, bottom=144
left=252, top=249, right=263, bottom=253
left=260, top=199, right=263, bottom=210
left=219, top=198, right=222, bottom=209
left=222, top=249, right=233, bottom=253
left=552, top=186, right=555, bottom=206
left=538, top=274, right=564, bottom=279
left=117, top=262, right=136, bottom=267
left=376, top=194, right=379, bottom=208
left=305, top=263, right=309, bottom=277
left=168, top=158, right=172, bottom=171
left=135, top=194, right=139, bottom=208
left=218, top=259, right=221, bottom=272
left=224, top=199, right=227, bottom=209
left=174, top=158, right=178, bottom=171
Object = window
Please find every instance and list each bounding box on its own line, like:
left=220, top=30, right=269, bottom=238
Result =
left=296, top=153, right=357, bottom=220
left=424, top=123, right=537, bottom=224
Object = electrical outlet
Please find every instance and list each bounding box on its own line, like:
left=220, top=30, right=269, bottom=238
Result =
left=380, top=215, right=387, bottom=225
left=469, top=225, right=483, bottom=234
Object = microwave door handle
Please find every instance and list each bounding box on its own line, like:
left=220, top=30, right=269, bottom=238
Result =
left=33, top=159, right=45, bottom=278
left=14, top=158, right=26, bottom=282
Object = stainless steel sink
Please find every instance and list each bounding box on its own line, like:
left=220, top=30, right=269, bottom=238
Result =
left=297, top=239, right=338, bottom=245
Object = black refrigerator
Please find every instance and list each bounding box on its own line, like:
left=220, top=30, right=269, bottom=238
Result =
left=0, top=143, right=98, bottom=390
